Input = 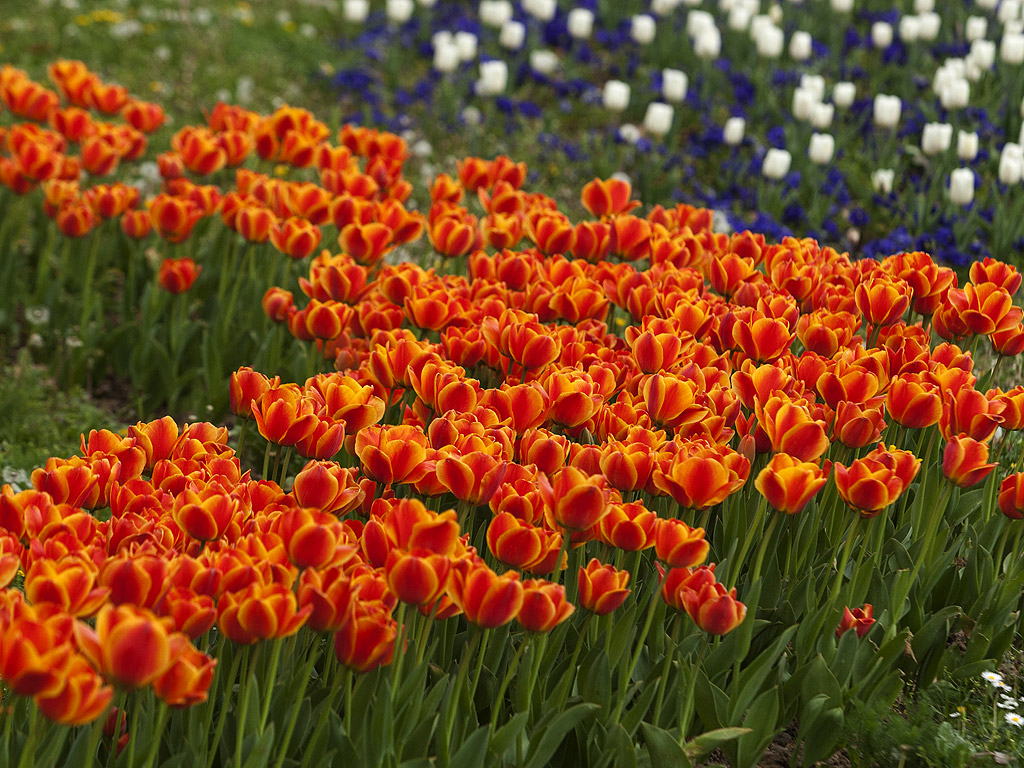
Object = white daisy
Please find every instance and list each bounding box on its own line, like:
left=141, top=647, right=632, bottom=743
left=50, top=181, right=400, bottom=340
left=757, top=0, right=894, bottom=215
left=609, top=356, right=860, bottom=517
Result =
left=983, top=671, right=1005, bottom=686
left=1005, top=712, right=1023, bottom=727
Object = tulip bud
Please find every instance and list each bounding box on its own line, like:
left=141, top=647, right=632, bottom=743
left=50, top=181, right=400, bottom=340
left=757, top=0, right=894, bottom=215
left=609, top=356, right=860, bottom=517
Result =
left=342, top=0, right=368, bottom=22
left=686, top=10, right=715, bottom=37
left=970, top=39, right=996, bottom=70
left=940, top=78, right=969, bottom=110
left=479, top=0, right=513, bottom=28
left=789, top=30, right=812, bottom=60
left=808, top=132, right=835, bottom=165
left=695, top=27, right=722, bottom=58
left=830, top=0, right=853, bottom=11
left=792, top=87, right=817, bottom=121
left=477, top=60, right=508, bottom=96
left=762, top=148, right=792, bottom=180
left=966, top=16, right=987, bottom=42
left=899, top=15, right=920, bottom=42
left=812, top=102, right=835, bottom=129
left=529, top=50, right=559, bottom=75
left=921, top=122, right=953, bottom=155
left=433, top=42, right=460, bottom=73
left=833, top=81, right=856, bottom=108
left=455, top=31, right=478, bottom=61
left=917, top=11, right=939, bottom=40
left=386, top=0, right=414, bottom=22
left=567, top=8, right=595, bottom=38
left=957, top=131, right=979, bottom=161
left=643, top=102, right=674, bottom=138
left=662, top=68, right=688, bottom=103
left=498, top=20, right=525, bottom=50
left=756, top=24, right=785, bottom=58
left=999, top=146, right=1024, bottom=185
left=523, top=0, right=556, bottom=21
left=871, top=21, right=893, bottom=49
left=631, top=14, right=656, bottom=44
left=873, top=94, right=902, bottom=128
left=872, top=168, right=895, bottom=194
left=723, top=116, right=745, bottom=145
left=1001, top=0, right=1022, bottom=22
left=603, top=80, right=631, bottom=112
left=1002, top=33, right=1024, bottom=64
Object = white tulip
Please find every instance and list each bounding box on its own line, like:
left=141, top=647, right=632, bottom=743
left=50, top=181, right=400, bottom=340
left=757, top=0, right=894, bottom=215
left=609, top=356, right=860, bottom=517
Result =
left=723, top=116, right=746, bottom=145
left=949, top=168, right=975, bottom=205
left=830, top=0, right=853, bottom=12
left=871, top=21, right=893, bottom=49
left=792, top=87, right=818, bottom=121
left=662, top=68, right=688, bottom=103
left=940, top=78, right=969, bottom=109
left=898, top=15, right=920, bottom=43
left=695, top=27, right=722, bottom=58
left=728, top=6, right=752, bottom=31
left=917, top=12, right=940, bottom=41
left=833, top=81, right=856, bottom=108
left=789, top=31, right=812, bottom=60
left=651, top=0, right=681, bottom=15
left=432, top=30, right=453, bottom=49
left=454, top=31, right=478, bottom=61
left=433, top=42, right=460, bottom=73
left=970, top=39, right=996, bottom=70
left=873, top=94, right=901, bottom=128
left=1002, top=33, right=1024, bottom=65
left=631, top=14, right=657, bottom=44
left=756, top=24, right=785, bottom=57
left=812, top=102, right=835, bottom=129
left=603, top=80, right=631, bottom=112
left=957, top=131, right=979, bottom=161
left=1009, top=21, right=1024, bottom=37
left=386, top=0, right=414, bottom=22
left=498, top=20, right=525, bottom=50
left=808, top=132, right=835, bottom=164
left=976, top=0, right=998, bottom=8
left=529, top=50, right=559, bottom=75
left=567, top=8, right=594, bottom=39
left=477, top=60, right=508, bottom=96
left=686, top=10, right=715, bottom=37
left=1000, top=0, right=1021, bottom=23
left=921, top=122, right=953, bottom=155
left=965, top=16, right=987, bottom=42
left=479, top=0, right=513, bottom=28
left=913, top=0, right=934, bottom=11
left=643, top=102, right=675, bottom=137
left=417, top=0, right=437, bottom=6
left=462, top=106, right=483, bottom=125
left=618, top=124, right=642, bottom=145
left=872, top=169, right=895, bottom=194
left=343, top=0, right=368, bottom=22
left=1000, top=146, right=1024, bottom=185
left=749, top=15, right=773, bottom=40
left=768, top=4, right=783, bottom=23
left=800, top=74, right=826, bottom=101
left=763, top=148, right=792, bottom=179
left=524, top=0, right=556, bottom=22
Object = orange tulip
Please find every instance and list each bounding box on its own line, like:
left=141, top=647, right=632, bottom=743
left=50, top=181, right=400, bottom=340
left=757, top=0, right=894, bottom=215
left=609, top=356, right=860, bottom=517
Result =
left=580, top=178, right=640, bottom=218
left=680, top=582, right=747, bottom=635
left=157, top=257, right=201, bottom=294
left=292, top=460, right=364, bottom=515
left=538, top=466, right=609, bottom=531
left=577, top=559, right=631, bottom=615
left=517, top=580, right=575, bottom=633
left=487, top=512, right=563, bottom=574
left=153, top=644, right=216, bottom=708
left=835, top=605, right=875, bottom=639
left=25, top=556, right=109, bottom=617
left=217, top=582, right=312, bottom=645
left=654, top=518, right=710, bottom=567
left=271, top=216, right=322, bottom=260
left=999, top=473, right=1024, bottom=519
left=334, top=604, right=396, bottom=672
left=855, top=274, right=911, bottom=328
left=447, top=561, right=524, bottom=629
left=886, top=374, right=943, bottom=429
left=755, top=454, right=830, bottom=515
left=74, top=604, right=187, bottom=689
left=942, top=436, right=996, bottom=488
left=939, top=388, right=1005, bottom=442
left=385, top=549, right=452, bottom=606
left=35, top=656, right=114, bottom=726
left=947, top=283, right=1022, bottom=336
left=757, top=393, right=830, bottom=462
left=355, top=425, right=432, bottom=486
left=834, top=444, right=921, bottom=517
left=652, top=441, right=750, bottom=510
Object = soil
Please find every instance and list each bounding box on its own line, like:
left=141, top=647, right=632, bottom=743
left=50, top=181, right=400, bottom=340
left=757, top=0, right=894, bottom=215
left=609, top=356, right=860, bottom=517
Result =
left=699, top=723, right=853, bottom=768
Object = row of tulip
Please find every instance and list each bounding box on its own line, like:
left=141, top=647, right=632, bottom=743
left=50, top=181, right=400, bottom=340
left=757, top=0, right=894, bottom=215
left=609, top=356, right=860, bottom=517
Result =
left=323, top=0, right=1024, bottom=268
left=3, top=57, right=1024, bottom=765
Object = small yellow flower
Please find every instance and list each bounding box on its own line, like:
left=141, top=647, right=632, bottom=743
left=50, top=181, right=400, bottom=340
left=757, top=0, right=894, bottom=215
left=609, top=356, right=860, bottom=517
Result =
left=274, top=164, right=289, bottom=177
left=283, top=20, right=297, bottom=33
left=75, top=14, right=91, bottom=25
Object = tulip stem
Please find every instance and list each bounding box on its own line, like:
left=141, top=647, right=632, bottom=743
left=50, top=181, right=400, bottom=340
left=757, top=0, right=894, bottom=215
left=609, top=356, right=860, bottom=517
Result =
left=829, top=516, right=860, bottom=607
left=126, top=697, right=143, bottom=768
left=729, top=496, right=767, bottom=588
left=551, top=613, right=593, bottom=712
left=440, top=627, right=482, bottom=762
left=613, top=588, right=660, bottom=722
left=490, top=636, right=530, bottom=735
left=141, top=701, right=170, bottom=768
left=652, top=614, right=683, bottom=727
left=234, top=645, right=261, bottom=768
left=301, top=664, right=348, bottom=768
left=16, top=705, right=39, bottom=768
left=204, top=642, right=242, bottom=768
left=259, top=638, right=284, bottom=734
left=273, top=636, right=321, bottom=768
left=749, top=510, right=782, bottom=586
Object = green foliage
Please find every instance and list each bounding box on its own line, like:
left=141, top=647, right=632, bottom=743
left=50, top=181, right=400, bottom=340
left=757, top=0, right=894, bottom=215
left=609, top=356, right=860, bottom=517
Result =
left=0, top=349, right=124, bottom=475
